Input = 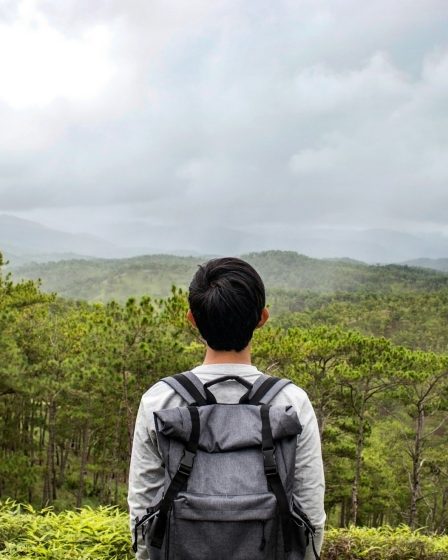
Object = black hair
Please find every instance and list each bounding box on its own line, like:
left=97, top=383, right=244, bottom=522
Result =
left=188, top=257, right=266, bottom=352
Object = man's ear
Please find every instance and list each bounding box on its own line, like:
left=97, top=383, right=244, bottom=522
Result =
left=186, top=309, right=197, bottom=327
left=257, top=307, right=269, bottom=328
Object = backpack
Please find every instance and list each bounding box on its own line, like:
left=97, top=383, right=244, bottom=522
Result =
left=133, top=371, right=320, bottom=560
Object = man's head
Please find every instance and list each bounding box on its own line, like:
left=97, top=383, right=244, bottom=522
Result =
left=187, top=257, right=268, bottom=352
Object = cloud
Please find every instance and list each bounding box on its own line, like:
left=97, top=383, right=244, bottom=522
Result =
left=0, top=0, right=448, bottom=255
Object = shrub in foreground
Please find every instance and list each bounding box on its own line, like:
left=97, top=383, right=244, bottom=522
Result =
left=1, top=501, right=447, bottom=559
left=0, top=500, right=132, bottom=559
left=323, top=526, right=448, bottom=560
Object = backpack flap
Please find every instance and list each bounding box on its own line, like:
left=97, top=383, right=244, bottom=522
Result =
left=154, top=404, right=301, bottom=498
left=155, top=404, right=301, bottom=453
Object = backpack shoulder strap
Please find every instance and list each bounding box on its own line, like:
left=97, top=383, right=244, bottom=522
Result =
left=161, top=371, right=208, bottom=406
left=260, top=404, right=293, bottom=553
left=151, top=405, right=200, bottom=549
left=248, top=375, right=291, bottom=405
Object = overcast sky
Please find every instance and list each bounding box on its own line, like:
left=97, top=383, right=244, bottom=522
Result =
left=1, top=0, right=448, bottom=256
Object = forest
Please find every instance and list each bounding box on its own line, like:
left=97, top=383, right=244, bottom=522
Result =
left=1, top=250, right=448, bottom=557
left=11, top=250, right=448, bottom=302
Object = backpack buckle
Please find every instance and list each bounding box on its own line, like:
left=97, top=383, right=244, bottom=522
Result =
left=178, top=449, right=196, bottom=475
left=262, top=447, right=278, bottom=476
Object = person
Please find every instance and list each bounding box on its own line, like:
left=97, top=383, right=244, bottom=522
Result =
left=128, top=256, right=326, bottom=559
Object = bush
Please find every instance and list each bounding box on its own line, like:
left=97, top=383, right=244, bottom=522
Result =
left=1, top=500, right=447, bottom=559
left=0, top=500, right=132, bottom=559
left=323, top=526, right=448, bottom=560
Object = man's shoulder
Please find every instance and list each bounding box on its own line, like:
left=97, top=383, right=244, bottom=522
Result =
left=141, top=379, right=171, bottom=400
left=282, top=380, right=310, bottom=401
left=140, top=378, right=184, bottom=414
left=270, top=379, right=313, bottom=413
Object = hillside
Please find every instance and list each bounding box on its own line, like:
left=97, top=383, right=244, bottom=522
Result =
left=8, top=250, right=448, bottom=302
left=403, top=257, right=448, bottom=273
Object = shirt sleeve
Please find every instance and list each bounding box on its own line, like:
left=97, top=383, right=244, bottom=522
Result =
left=293, top=393, right=326, bottom=530
left=128, top=397, right=165, bottom=560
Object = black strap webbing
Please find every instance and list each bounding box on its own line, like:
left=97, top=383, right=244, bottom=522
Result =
left=173, top=373, right=208, bottom=406
left=151, top=406, right=200, bottom=549
left=292, top=510, right=320, bottom=559
left=203, top=375, right=253, bottom=404
left=260, top=404, right=293, bottom=553
left=249, top=376, right=281, bottom=405
left=311, top=533, right=321, bottom=560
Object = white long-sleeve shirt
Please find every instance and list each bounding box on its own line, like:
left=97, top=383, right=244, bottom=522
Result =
left=128, top=363, right=326, bottom=559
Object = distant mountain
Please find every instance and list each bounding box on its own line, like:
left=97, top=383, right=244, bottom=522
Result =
left=3, top=250, right=98, bottom=268
left=10, top=250, right=448, bottom=303
left=11, top=254, right=200, bottom=301
left=0, top=214, right=213, bottom=266
left=3, top=213, right=448, bottom=266
left=402, top=258, right=448, bottom=273
left=0, top=214, right=122, bottom=262
left=100, top=223, right=448, bottom=264
left=322, top=257, right=367, bottom=265
left=284, top=228, right=448, bottom=264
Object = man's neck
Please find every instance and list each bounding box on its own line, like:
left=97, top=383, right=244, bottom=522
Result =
left=202, top=345, right=251, bottom=365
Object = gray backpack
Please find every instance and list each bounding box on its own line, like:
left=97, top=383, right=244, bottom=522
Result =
left=133, top=372, right=320, bottom=560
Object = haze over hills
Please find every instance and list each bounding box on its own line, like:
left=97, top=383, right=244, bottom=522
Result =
left=4, top=214, right=448, bottom=303
left=0, top=214, right=121, bottom=261
left=3, top=214, right=448, bottom=266
left=0, top=214, right=212, bottom=264
left=9, top=250, right=448, bottom=303
left=403, top=258, right=448, bottom=273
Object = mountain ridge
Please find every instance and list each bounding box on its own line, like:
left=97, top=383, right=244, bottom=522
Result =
left=8, top=250, right=448, bottom=303
left=0, top=214, right=120, bottom=259
left=3, top=213, right=448, bottom=265
left=402, top=257, right=448, bottom=272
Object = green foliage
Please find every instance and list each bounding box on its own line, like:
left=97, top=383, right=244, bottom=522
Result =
left=1, top=501, right=448, bottom=559
left=0, top=500, right=132, bottom=559
left=324, top=525, right=448, bottom=559
left=11, top=250, right=448, bottom=304
left=274, top=290, right=448, bottom=352
left=2, top=250, right=448, bottom=536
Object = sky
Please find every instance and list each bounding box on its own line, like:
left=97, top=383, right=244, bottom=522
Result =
left=1, top=0, right=448, bottom=258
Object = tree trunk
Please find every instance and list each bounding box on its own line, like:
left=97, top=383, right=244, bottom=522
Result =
left=340, top=497, right=347, bottom=528
left=39, top=402, right=47, bottom=465
left=42, top=398, right=57, bottom=505
left=76, top=424, right=90, bottom=508
left=114, top=471, right=119, bottom=504
left=437, top=488, right=448, bottom=533
left=27, top=399, right=35, bottom=503
left=409, top=403, right=425, bottom=528
left=122, top=370, right=135, bottom=457
left=351, top=410, right=365, bottom=525
left=29, top=399, right=35, bottom=464
left=59, top=441, right=70, bottom=485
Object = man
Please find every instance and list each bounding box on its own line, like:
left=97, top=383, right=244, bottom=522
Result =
left=128, top=257, right=325, bottom=559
